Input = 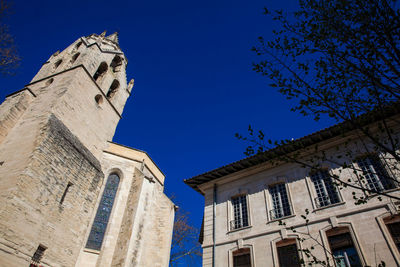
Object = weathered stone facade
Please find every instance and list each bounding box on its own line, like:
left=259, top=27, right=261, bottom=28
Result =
left=0, top=32, right=174, bottom=267
left=186, top=112, right=400, bottom=267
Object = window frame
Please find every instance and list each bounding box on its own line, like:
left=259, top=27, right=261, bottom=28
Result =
left=229, top=245, right=254, bottom=267
left=93, top=62, right=108, bottom=84
left=106, top=79, right=120, bottom=99
left=354, top=154, right=396, bottom=193
left=53, top=59, right=63, bottom=71
left=232, top=247, right=252, bottom=267
left=275, top=238, right=302, bottom=267
left=377, top=212, right=400, bottom=266
left=321, top=224, right=366, bottom=267
left=309, top=169, right=342, bottom=209
left=229, top=194, right=251, bottom=231
left=385, top=218, right=400, bottom=252
left=267, top=182, right=294, bottom=222
left=85, top=173, right=121, bottom=251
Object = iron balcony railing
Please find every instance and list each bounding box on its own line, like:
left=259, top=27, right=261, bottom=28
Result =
left=269, top=205, right=292, bottom=220
left=230, top=219, right=249, bottom=231
left=314, top=195, right=340, bottom=208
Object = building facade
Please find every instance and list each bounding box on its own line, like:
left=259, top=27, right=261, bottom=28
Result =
left=0, top=32, right=174, bottom=267
left=185, top=110, right=400, bottom=267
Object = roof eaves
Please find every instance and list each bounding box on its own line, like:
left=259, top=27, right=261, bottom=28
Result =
left=184, top=103, right=400, bottom=194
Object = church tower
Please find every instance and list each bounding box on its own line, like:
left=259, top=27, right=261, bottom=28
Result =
left=0, top=33, right=174, bottom=267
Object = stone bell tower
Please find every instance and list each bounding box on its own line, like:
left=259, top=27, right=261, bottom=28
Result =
left=0, top=32, right=135, bottom=266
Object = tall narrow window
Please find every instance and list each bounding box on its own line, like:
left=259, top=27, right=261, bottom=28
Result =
left=311, top=170, right=340, bottom=208
left=233, top=248, right=251, bottom=267
left=71, top=52, right=80, bottom=64
left=107, top=80, right=120, bottom=99
left=231, top=195, right=248, bottom=230
left=384, top=216, right=400, bottom=252
left=54, top=59, right=62, bottom=70
left=110, top=55, right=122, bottom=72
left=85, top=174, right=120, bottom=250
left=327, top=227, right=362, bottom=267
left=269, top=183, right=291, bottom=220
left=276, top=239, right=301, bottom=267
left=60, top=182, right=73, bottom=204
left=30, top=244, right=46, bottom=267
left=356, top=155, right=395, bottom=192
left=75, top=41, right=82, bottom=50
left=93, top=62, right=108, bottom=82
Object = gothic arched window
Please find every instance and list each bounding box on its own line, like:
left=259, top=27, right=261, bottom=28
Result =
left=93, top=62, right=108, bottom=82
left=71, top=53, right=80, bottom=64
left=54, top=59, right=62, bottom=70
left=85, top=173, right=120, bottom=251
left=107, top=80, right=119, bottom=99
left=75, top=41, right=82, bottom=50
left=110, top=55, right=122, bottom=72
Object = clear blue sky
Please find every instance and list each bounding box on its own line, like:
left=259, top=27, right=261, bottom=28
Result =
left=0, top=0, right=334, bottom=256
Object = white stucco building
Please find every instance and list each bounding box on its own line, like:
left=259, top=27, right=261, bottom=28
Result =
left=185, top=108, right=400, bottom=267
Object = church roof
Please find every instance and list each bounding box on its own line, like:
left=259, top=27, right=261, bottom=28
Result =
left=184, top=103, right=400, bottom=194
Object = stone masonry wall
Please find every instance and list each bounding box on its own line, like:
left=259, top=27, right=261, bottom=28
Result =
left=77, top=143, right=174, bottom=267
left=139, top=186, right=175, bottom=267
left=0, top=115, right=104, bottom=267
left=111, top=169, right=145, bottom=267
left=25, top=68, right=121, bottom=160
left=0, top=89, right=35, bottom=144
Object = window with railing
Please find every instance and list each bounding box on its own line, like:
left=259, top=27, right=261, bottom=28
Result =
left=356, top=156, right=395, bottom=192
left=311, top=170, right=340, bottom=208
left=269, top=183, right=292, bottom=220
left=231, top=195, right=249, bottom=230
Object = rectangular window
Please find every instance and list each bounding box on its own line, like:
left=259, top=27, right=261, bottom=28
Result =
left=30, top=244, right=47, bottom=266
left=387, top=221, right=400, bottom=252
left=327, top=228, right=362, bottom=267
left=311, top=170, right=340, bottom=208
left=356, top=156, right=395, bottom=192
left=231, top=195, right=249, bottom=230
left=269, top=183, right=291, bottom=220
left=233, top=248, right=251, bottom=267
left=276, top=239, right=301, bottom=267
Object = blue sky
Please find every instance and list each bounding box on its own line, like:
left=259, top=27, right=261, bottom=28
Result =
left=0, top=0, right=335, bottom=260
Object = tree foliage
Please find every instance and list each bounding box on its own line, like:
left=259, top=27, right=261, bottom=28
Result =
left=0, top=0, right=19, bottom=75
left=253, top=0, right=400, bottom=122
left=240, top=0, right=400, bottom=202
left=236, top=0, right=400, bottom=265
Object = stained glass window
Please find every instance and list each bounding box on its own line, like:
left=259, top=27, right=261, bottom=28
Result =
left=85, top=174, right=120, bottom=250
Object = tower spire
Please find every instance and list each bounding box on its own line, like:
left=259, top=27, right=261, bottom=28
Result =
left=106, top=32, right=119, bottom=44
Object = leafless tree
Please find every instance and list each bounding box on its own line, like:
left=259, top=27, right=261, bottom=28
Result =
left=170, top=208, right=202, bottom=267
left=0, top=0, right=19, bottom=75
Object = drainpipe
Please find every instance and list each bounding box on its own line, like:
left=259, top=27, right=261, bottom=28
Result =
left=212, top=184, right=217, bottom=267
